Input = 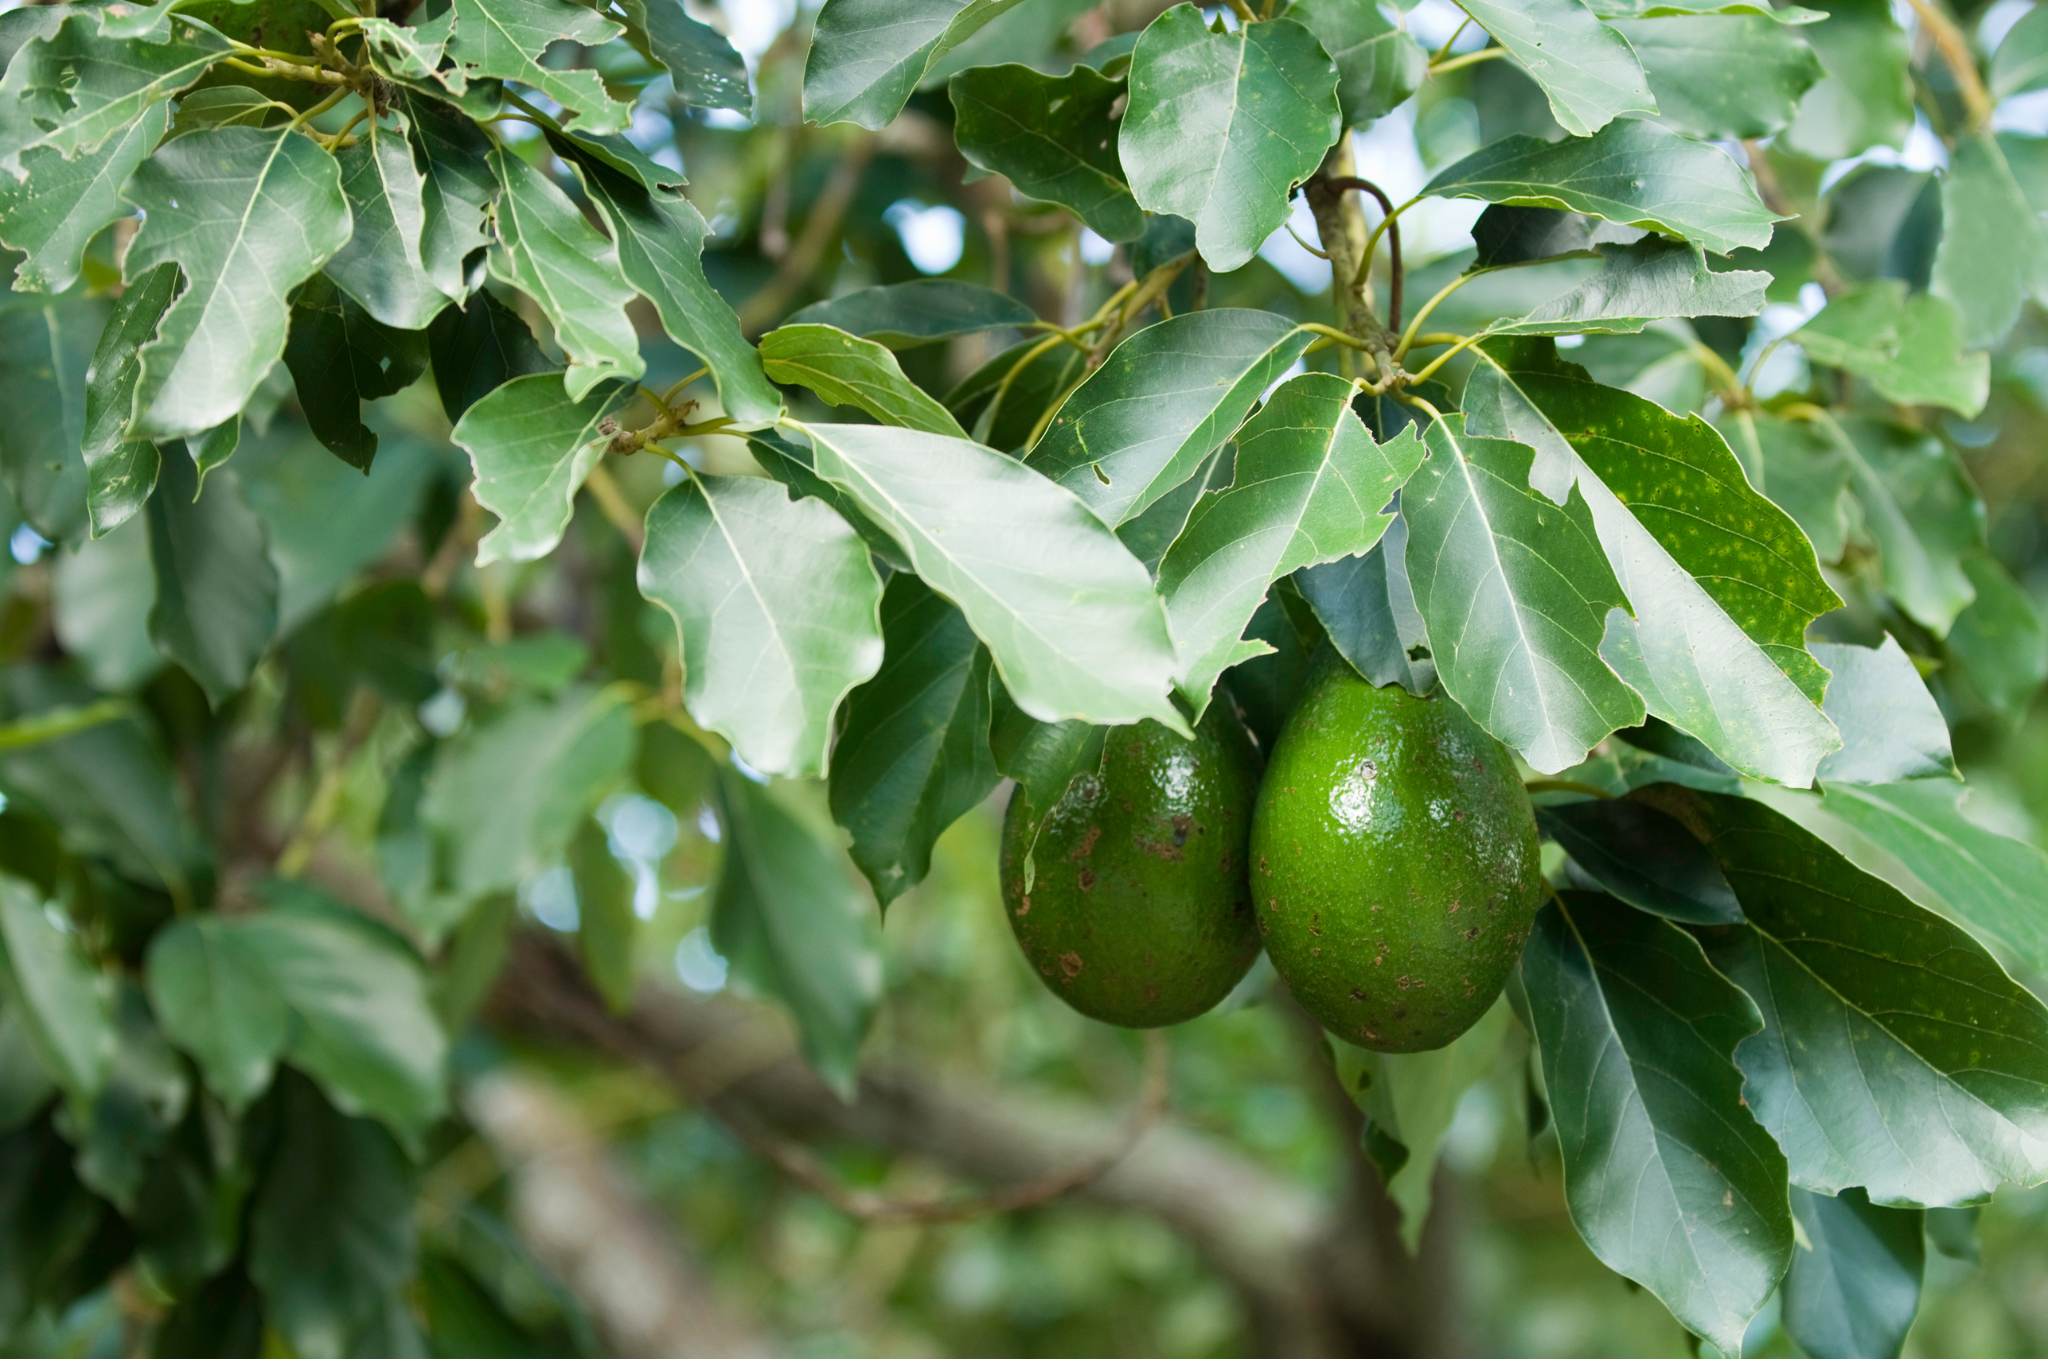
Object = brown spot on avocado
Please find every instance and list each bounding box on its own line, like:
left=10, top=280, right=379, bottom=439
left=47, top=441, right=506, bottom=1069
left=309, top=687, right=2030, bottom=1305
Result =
left=1058, top=951, right=1084, bottom=981
left=1077, top=868, right=1097, bottom=892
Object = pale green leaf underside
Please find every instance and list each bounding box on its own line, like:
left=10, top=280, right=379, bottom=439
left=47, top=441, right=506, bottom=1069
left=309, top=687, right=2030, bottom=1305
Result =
left=450, top=373, right=633, bottom=566
left=760, top=323, right=964, bottom=436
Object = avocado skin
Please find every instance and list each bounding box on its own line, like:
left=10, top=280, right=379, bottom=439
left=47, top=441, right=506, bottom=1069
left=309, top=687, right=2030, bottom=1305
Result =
left=1000, top=708, right=1261, bottom=1028
left=1251, top=670, right=1541, bottom=1052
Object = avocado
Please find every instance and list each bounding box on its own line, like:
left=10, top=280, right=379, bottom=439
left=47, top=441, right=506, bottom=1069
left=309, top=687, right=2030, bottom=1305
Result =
left=999, top=707, right=1261, bottom=1028
left=1250, top=669, right=1541, bottom=1051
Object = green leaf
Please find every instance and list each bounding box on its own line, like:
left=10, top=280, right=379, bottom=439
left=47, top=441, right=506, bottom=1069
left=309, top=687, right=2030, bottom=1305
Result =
left=803, top=0, right=1037, bottom=130
left=0, top=286, right=96, bottom=540
left=1813, top=637, right=1954, bottom=785
left=1741, top=778, right=2048, bottom=983
left=569, top=819, right=637, bottom=1013
left=0, top=878, right=113, bottom=1098
left=1615, top=11, right=1821, bottom=138
left=829, top=578, right=1000, bottom=907
left=122, top=125, right=354, bottom=441
left=326, top=111, right=445, bottom=332
left=1782, top=0, right=1911, bottom=158
left=1519, top=891, right=1793, bottom=1354
left=1782, top=1187, right=1923, bottom=1360
left=486, top=147, right=643, bottom=401
left=1159, top=372, right=1426, bottom=715
left=794, top=421, right=1184, bottom=730
left=1402, top=414, right=1644, bottom=772
left=58, top=986, right=191, bottom=1216
left=565, top=148, right=782, bottom=429
left=713, top=771, right=882, bottom=1094
left=421, top=684, right=637, bottom=901
left=0, top=9, right=228, bottom=178
left=1715, top=408, right=1852, bottom=564
left=1817, top=415, right=1984, bottom=635
left=248, top=1080, right=419, bottom=1356
left=1282, top=0, right=1425, bottom=126
left=142, top=915, right=286, bottom=1112
left=81, top=266, right=178, bottom=537
left=1792, top=283, right=1988, bottom=417
left=449, top=374, right=633, bottom=565
left=52, top=526, right=161, bottom=692
left=1334, top=999, right=1509, bottom=1251
left=1945, top=554, right=2048, bottom=722
left=1680, top=790, right=2048, bottom=1207
left=1294, top=519, right=1435, bottom=694
left=0, top=101, right=165, bottom=294
left=949, top=333, right=1086, bottom=453
left=1118, top=7, right=1340, bottom=272
left=1450, top=0, right=1655, bottom=136
left=637, top=473, right=885, bottom=778
left=1463, top=341, right=1842, bottom=787
left=283, top=276, right=430, bottom=473
left=145, top=457, right=280, bottom=707
left=759, top=323, right=965, bottom=436
left=427, top=289, right=551, bottom=423
left=1027, top=309, right=1312, bottom=526
left=788, top=279, right=1038, bottom=348
left=1538, top=797, right=1742, bottom=924
left=1424, top=121, right=1780, bottom=255
left=1992, top=2, right=2048, bottom=97
left=404, top=93, right=496, bottom=305
left=623, top=0, right=751, bottom=113
left=1488, top=240, right=1768, bottom=336
left=443, top=0, right=631, bottom=133
left=948, top=62, right=1143, bottom=242
left=1932, top=131, right=2048, bottom=349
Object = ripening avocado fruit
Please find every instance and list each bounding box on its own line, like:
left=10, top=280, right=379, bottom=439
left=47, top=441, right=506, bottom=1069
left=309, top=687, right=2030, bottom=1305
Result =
left=1250, top=669, right=1542, bottom=1052
left=999, top=706, right=1261, bottom=1028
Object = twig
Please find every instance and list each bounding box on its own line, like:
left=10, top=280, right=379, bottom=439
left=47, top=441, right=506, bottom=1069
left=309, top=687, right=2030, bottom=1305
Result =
left=738, top=138, right=878, bottom=334
left=1903, top=0, right=1994, bottom=130
left=1320, top=175, right=1403, bottom=331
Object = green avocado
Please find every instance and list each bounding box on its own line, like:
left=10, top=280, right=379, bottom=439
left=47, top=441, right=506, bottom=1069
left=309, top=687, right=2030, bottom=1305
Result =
left=1250, top=669, right=1541, bottom=1052
left=999, top=707, right=1261, bottom=1028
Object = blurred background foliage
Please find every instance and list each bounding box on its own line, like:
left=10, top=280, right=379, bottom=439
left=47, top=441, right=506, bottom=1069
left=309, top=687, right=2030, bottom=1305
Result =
left=5, top=0, right=2048, bottom=1354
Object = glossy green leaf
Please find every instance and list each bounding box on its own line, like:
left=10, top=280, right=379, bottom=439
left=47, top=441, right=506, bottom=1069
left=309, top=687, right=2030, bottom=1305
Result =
left=0, top=9, right=227, bottom=178
left=421, top=685, right=637, bottom=901
left=1813, top=637, right=1954, bottom=785
left=1681, top=790, right=2048, bottom=1206
left=449, top=374, right=633, bottom=566
left=122, top=125, right=353, bottom=441
left=803, top=0, right=1035, bottom=129
left=1782, top=0, right=1912, bottom=159
left=567, top=148, right=781, bottom=429
left=1028, top=309, right=1312, bottom=526
left=1160, top=372, right=1426, bottom=715
left=0, top=286, right=96, bottom=540
left=1294, top=518, right=1435, bottom=694
left=713, top=770, right=882, bottom=1094
left=1933, top=132, right=2048, bottom=349
left=1424, top=121, right=1779, bottom=255
left=1615, top=11, right=1821, bottom=138
left=0, top=879, right=113, bottom=1098
left=486, top=147, right=643, bottom=400
left=1793, top=283, right=1988, bottom=417
left=80, top=266, right=177, bottom=537
left=1819, top=415, right=1984, bottom=635
left=1519, top=891, right=1793, bottom=1354
left=1282, top=0, right=1425, bottom=125
left=1463, top=341, right=1842, bottom=787
left=1450, top=0, right=1655, bottom=135
left=444, top=0, right=631, bottom=133
left=1782, top=1187, right=1923, bottom=1360
left=949, top=62, right=1143, bottom=242
left=1402, top=414, right=1644, bottom=772
left=624, top=0, right=751, bottom=113
left=427, top=288, right=551, bottom=423
left=787, top=279, right=1038, bottom=348
left=638, top=473, right=884, bottom=778
left=1118, top=7, right=1340, bottom=272
left=1715, top=408, right=1852, bottom=564
left=404, top=93, right=496, bottom=305
left=1538, top=797, right=1742, bottom=924
left=828, top=578, right=1000, bottom=907
left=795, top=421, right=1184, bottom=730
left=1489, top=240, right=1768, bottom=336
left=145, top=457, right=280, bottom=707
left=0, top=101, right=164, bottom=294
left=760, top=324, right=964, bottom=435
left=326, top=111, right=445, bottom=332
left=283, top=277, right=430, bottom=473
